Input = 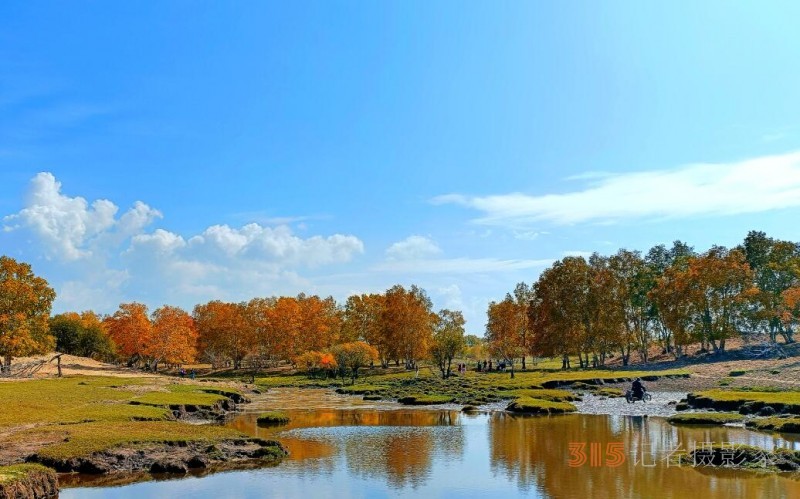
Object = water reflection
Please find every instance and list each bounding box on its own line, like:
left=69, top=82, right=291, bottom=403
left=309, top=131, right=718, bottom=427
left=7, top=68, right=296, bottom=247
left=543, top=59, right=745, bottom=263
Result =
left=488, top=413, right=800, bottom=498
left=233, top=409, right=464, bottom=489
left=60, top=393, right=800, bottom=499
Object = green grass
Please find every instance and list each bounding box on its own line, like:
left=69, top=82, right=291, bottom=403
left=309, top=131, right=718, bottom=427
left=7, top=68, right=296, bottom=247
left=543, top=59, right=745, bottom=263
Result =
left=509, top=388, right=581, bottom=402
left=746, top=417, right=800, bottom=434
left=248, top=367, right=687, bottom=406
left=256, top=412, right=291, bottom=426
left=728, top=370, right=748, bottom=377
left=667, top=412, right=743, bottom=425
left=15, top=421, right=247, bottom=461
left=506, top=397, right=577, bottom=414
left=687, top=389, right=800, bottom=414
left=132, top=390, right=228, bottom=408
left=0, top=464, right=55, bottom=484
left=592, top=387, right=624, bottom=397
left=0, top=376, right=259, bottom=464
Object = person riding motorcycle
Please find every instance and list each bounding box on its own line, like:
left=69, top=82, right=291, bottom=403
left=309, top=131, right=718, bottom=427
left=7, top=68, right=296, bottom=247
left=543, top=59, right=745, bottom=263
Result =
left=631, top=377, right=646, bottom=399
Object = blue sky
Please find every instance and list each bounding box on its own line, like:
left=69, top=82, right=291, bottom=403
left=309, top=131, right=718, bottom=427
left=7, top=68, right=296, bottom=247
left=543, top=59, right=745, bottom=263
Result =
left=2, top=1, right=800, bottom=333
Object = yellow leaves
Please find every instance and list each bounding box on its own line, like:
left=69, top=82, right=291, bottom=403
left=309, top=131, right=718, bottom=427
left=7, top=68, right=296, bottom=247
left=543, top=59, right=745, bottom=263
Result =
left=103, top=303, right=153, bottom=358
left=149, top=305, right=198, bottom=365
left=0, top=256, right=56, bottom=360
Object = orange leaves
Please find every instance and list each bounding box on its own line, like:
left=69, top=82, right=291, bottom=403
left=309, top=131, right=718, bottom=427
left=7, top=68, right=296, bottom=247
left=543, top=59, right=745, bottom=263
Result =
left=149, top=305, right=198, bottom=366
left=103, top=303, right=153, bottom=359
left=381, top=285, right=435, bottom=365
left=0, top=256, right=56, bottom=362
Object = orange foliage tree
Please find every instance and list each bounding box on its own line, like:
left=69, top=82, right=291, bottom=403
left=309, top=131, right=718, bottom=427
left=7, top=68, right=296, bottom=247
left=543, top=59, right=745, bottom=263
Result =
left=330, top=341, right=379, bottom=384
left=381, top=285, right=434, bottom=369
left=194, top=300, right=253, bottom=369
left=104, top=302, right=152, bottom=363
left=147, top=305, right=198, bottom=370
left=0, top=256, right=56, bottom=370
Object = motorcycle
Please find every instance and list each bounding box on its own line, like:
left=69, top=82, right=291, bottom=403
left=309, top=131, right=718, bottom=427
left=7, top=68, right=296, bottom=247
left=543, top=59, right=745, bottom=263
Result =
left=625, top=389, right=652, bottom=403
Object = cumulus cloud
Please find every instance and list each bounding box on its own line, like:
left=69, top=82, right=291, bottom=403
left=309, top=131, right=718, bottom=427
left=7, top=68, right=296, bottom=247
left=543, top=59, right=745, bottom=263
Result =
left=3, top=172, right=161, bottom=260
left=385, top=235, right=442, bottom=260
left=3, top=172, right=366, bottom=314
left=432, top=151, right=800, bottom=227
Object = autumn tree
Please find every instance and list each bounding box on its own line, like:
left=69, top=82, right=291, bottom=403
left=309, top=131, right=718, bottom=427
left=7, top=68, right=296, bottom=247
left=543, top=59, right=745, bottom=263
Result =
left=330, top=341, right=379, bottom=384
left=50, top=311, right=115, bottom=361
left=486, top=296, right=526, bottom=377
left=382, top=285, right=435, bottom=369
left=343, top=294, right=387, bottom=363
left=294, top=350, right=337, bottom=378
left=651, top=247, right=756, bottom=355
left=0, top=256, right=56, bottom=370
left=297, top=294, right=342, bottom=353
left=104, top=302, right=152, bottom=364
left=609, top=249, right=656, bottom=364
left=147, top=305, right=198, bottom=370
left=779, top=286, right=800, bottom=342
left=430, top=309, right=466, bottom=378
left=645, top=241, right=696, bottom=355
left=740, top=231, right=799, bottom=344
left=194, top=301, right=253, bottom=369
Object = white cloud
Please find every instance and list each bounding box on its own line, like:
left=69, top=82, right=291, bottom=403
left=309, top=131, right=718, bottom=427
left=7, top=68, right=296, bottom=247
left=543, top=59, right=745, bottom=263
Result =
left=3, top=172, right=161, bottom=260
left=188, top=224, right=364, bottom=266
left=374, top=257, right=551, bottom=274
left=3, top=172, right=366, bottom=315
left=432, top=151, right=800, bottom=227
left=385, top=235, right=442, bottom=260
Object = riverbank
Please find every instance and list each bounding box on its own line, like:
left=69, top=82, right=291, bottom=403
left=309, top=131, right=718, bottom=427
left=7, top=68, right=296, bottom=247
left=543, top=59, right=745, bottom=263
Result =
left=0, top=464, right=57, bottom=499
left=0, top=376, right=287, bottom=482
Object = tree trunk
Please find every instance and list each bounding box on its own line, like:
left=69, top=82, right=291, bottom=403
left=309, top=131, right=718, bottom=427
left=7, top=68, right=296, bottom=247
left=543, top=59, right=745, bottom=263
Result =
left=521, top=356, right=526, bottom=370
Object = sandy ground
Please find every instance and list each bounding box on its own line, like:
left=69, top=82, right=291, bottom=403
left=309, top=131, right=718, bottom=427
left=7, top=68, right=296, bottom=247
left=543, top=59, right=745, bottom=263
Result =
left=0, top=353, right=160, bottom=380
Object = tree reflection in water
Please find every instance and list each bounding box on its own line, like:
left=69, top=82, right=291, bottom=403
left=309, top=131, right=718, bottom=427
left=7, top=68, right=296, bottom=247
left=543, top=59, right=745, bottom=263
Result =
left=234, top=409, right=464, bottom=489
left=488, top=412, right=800, bottom=499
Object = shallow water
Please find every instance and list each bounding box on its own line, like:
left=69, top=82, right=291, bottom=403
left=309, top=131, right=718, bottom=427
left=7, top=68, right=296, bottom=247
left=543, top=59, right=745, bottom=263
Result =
left=60, top=389, right=800, bottom=499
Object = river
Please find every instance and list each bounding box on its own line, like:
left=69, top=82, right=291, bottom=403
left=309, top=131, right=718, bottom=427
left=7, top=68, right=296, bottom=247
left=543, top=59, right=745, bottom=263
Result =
left=60, top=388, right=800, bottom=498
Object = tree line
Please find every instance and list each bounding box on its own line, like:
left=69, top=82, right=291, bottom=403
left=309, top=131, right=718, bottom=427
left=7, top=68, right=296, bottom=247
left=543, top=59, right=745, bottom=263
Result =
left=0, top=257, right=467, bottom=379
left=486, top=231, right=799, bottom=370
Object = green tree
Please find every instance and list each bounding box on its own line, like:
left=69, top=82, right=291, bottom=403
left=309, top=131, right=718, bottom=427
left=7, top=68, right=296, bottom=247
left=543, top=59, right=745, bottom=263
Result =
left=430, top=309, right=466, bottom=378
left=50, top=311, right=115, bottom=361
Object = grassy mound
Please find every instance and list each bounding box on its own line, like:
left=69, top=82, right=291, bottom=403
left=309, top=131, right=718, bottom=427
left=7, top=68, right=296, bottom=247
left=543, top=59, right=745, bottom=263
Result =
left=746, top=417, right=800, bottom=434
left=509, top=388, right=581, bottom=402
left=256, top=412, right=291, bottom=426
left=506, top=397, right=577, bottom=414
left=0, top=376, right=273, bottom=470
left=0, top=464, right=58, bottom=498
left=398, top=394, right=453, bottom=405
left=335, top=384, right=387, bottom=395
left=667, top=412, right=743, bottom=425
left=686, top=389, right=800, bottom=414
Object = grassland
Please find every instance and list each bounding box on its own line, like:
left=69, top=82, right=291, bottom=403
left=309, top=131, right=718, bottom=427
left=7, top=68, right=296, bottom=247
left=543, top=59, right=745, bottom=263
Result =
left=685, top=389, right=800, bottom=414
left=745, top=416, right=800, bottom=434
left=0, top=376, right=283, bottom=473
left=254, top=368, right=689, bottom=407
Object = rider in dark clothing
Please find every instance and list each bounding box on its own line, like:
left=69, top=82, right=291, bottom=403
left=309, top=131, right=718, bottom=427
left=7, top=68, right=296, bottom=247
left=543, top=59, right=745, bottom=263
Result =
left=632, top=378, right=645, bottom=398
